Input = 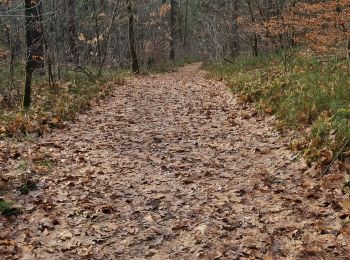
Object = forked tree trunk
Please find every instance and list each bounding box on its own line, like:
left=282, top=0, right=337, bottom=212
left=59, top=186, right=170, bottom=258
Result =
left=23, top=0, right=44, bottom=109
left=127, top=0, right=139, bottom=74
left=99, top=3, right=119, bottom=76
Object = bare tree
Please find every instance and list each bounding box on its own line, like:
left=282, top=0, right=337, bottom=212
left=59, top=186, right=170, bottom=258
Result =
left=169, top=0, right=177, bottom=60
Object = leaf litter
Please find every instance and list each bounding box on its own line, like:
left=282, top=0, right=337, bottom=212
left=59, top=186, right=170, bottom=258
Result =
left=1, top=64, right=350, bottom=259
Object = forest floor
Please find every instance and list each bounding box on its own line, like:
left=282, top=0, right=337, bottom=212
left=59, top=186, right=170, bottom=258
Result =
left=1, top=64, right=350, bottom=259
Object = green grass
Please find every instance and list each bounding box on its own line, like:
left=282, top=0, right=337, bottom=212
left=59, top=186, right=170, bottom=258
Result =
left=0, top=199, right=20, bottom=216
left=206, top=53, right=350, bottom=164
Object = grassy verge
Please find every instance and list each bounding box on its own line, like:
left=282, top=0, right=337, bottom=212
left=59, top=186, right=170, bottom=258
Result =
left=205, top=53, right=350, bottom=166
left=0, top=68, right=128, bottom=138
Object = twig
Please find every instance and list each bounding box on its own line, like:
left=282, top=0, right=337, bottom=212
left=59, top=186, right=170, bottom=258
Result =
left=317, top=138, right=350, bottom=179
left=223, top=57, right=234, bottom=64
left=75, top=65, right=96, bottom=84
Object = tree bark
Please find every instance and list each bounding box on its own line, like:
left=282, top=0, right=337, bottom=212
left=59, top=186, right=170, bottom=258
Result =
left=23, top=0, right=44, bottom=109
left=127, top=0, right=139, bottom=74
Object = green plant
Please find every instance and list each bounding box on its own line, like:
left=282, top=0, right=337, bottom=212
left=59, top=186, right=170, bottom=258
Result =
left=18, top=179, right=37, bottom=195
left=0, top=199, right=20, bottom=216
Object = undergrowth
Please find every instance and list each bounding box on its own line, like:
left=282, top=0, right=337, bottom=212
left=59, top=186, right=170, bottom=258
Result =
left=206, top=53, right=350, bottom=166
left=0, top=68, right=128, bottom=139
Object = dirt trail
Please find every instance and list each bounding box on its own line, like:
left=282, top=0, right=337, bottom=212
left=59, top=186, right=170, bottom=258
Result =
left=2, top=64, right=350, bottom=259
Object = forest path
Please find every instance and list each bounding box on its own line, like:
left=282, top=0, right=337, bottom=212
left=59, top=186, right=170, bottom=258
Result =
left=3, top=64, right=350, bottom=259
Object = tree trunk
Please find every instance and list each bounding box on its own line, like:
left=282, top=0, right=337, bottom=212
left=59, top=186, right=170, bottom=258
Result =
left=231, top=0, right=240, bottom=58
left=246, top=0, right=259, bottom=57
left=23, top=0, right=44, bottom=109
left=183, top=0, right=188, bottom=48
left=252, top=34, right=259, bottom=57
left=92, top=0, right=102, bottom=69
left=169, top=0, right=177, bottom=60
left=98, top=3, right=119, bottom=76
left=53, top=0, right=61, bottom=79
left=67, top=0, right=78, bottom=64
left=4, top=17, right=15, bottom=96
left=127, top=0, right=139, bottom=74
left=347, top=36, right=350, bottom=67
